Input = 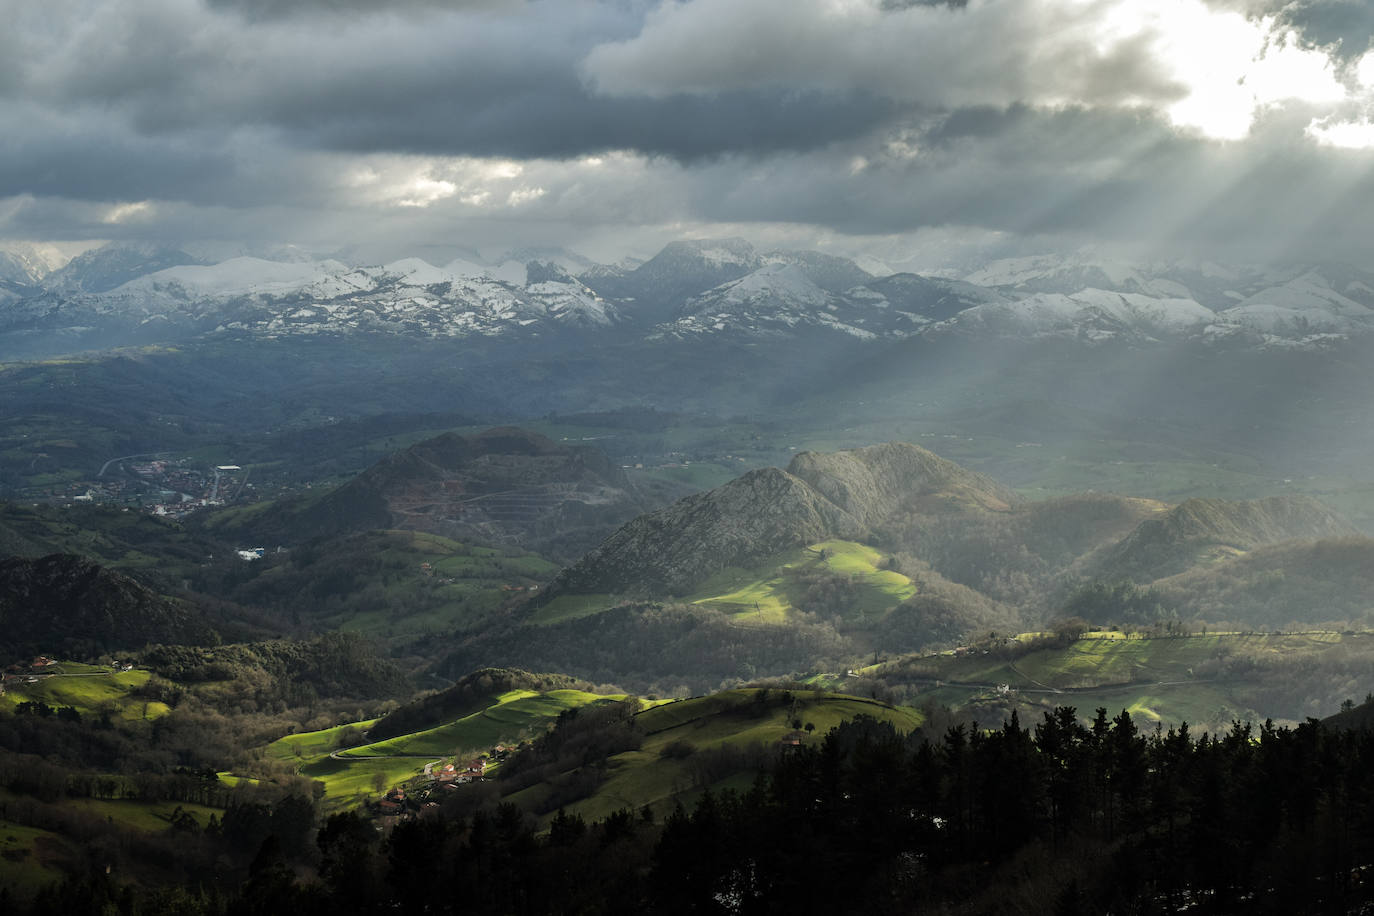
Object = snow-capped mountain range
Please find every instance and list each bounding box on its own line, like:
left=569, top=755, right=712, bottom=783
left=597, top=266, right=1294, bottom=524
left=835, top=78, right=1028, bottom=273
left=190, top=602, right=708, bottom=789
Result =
left=3, top=238, right=1374, bottom=356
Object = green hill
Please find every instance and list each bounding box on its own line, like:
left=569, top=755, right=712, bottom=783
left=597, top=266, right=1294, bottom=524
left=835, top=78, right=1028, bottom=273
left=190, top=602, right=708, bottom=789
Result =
left=0, top=554, right=216, bottom=658
left=872, top=630, right=1374, bottom=730
left=207, top=426, right=649, bottom=562
left=251, top=670, right=630, bottom=810
left=218, top=529, right=558, bottom=643
left=504, top=687, right=923, bottom=825
left=1154, top=535, right=1374, bottom=628
left=367, top=668, right=598, bottom=741
left=543, top=441, right=1016, bottom=603
left=1098, top=495, right=1356, bottom=582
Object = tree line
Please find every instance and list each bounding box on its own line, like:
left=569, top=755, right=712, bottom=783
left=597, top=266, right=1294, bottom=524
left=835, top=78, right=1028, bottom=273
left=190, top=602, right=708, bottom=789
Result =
left=15, top=703, right=1374, bottom=914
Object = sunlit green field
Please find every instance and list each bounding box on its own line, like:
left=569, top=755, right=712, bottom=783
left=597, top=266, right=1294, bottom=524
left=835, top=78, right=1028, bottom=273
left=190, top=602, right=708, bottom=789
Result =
left=886, top=631, right=1372, bottom=731
left=265, top=718, right=382, bottom=761
left=690, top=539, right=915, bottom=624
left=63, top=798, right=223, bottom=832
left=515, top=690, right=923, bottom=826
left=1, top=665, right=170, bottom=721
left=338, top=689, right=624, bottom=757
left=246, top=687, right=634, bottom=812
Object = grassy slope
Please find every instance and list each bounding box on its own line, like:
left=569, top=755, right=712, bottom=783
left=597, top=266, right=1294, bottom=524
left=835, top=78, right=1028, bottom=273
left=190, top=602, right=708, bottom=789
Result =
left=1, top=665, right=171, bottom=721
left=63, top=798, right=223, bottom=832
left=690, top=539, right=914, bottom=623
left=265, top=719, right=383, bottom=762
left=0, top=819, right=67, bottom=899
left=884, top=631, right=1364, bottom=730
left=514, top=690, right=923, bottom=826
left=254, top=687, right=628, bottom=812
left=339, top=689, right=624, bottom=757
left=531, top=538, right=915, bottom=628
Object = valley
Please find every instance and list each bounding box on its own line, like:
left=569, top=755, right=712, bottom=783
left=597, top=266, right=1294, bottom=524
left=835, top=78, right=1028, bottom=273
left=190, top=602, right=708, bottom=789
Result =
left=4, top=240, right=1374, bottom=913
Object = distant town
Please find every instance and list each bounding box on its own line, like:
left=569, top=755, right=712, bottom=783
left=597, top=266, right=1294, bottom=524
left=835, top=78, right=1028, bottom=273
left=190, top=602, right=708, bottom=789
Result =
left=17, top=455, right=272, bottom=519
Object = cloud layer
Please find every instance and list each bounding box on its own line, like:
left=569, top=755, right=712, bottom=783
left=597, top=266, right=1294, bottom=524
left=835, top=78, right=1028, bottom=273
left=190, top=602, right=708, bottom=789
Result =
left=4, top=0, right=1374, bottom=264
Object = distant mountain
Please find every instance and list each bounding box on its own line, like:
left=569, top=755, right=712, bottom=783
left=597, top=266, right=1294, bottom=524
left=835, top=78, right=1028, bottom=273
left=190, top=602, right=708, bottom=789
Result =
left=660, top=264, right=903, bottom=341
left=931, top=288, right=1216, bottom=343
left=546, top=441, right=1016, bottom=599
left=43, top=241, right=205, bottom=294
left=0, top=242, right=68, bottom=285
left=857, top=272, right=1007, bottom=322
left=760, top=249, right=873, bottom=293
left=5, top=239, right=1374, bottom=362
left=1098, top=495, right=1359, bottom=582
left=219, top=427, right=650, bottom=561
left=581, top=237, right=764, bottom=325
left=0, top=553, right=215, bottom=658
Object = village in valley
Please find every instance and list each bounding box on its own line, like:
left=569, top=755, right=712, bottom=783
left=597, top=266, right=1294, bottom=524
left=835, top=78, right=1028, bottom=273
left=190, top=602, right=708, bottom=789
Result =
left=14, top=455, right=261, bottom=519
left=373, top=746, right=512, bottom=828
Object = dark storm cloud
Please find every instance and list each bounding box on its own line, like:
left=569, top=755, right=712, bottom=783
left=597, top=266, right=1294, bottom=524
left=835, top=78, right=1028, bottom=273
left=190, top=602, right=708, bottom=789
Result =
left=1, top=0, right=896, bottom=205
left=3, top=0, right=1374, bottom=263
left=667, top=103, right=1374, bottom=262
left=291, top=88, right=899, bottom=160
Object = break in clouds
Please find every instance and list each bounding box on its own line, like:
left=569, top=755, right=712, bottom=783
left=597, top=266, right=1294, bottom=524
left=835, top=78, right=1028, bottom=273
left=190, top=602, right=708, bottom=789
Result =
left=5, top=0, right=1374, bottom=263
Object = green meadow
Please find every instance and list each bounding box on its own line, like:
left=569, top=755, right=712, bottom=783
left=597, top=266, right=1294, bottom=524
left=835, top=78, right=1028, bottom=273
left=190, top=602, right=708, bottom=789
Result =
left=516, top=690, right=923, bottom=826
left=886, top=631, right=1372, bottom=731
left=338, top=689, right=623, bottom=758
left=63, top=798, right=223, bottom=833
left=690, top=539, right=915, bottom=624
left=1, top=666, right=170, bottom=721
left=248, top=687, right=631, bottom=811
left=0, top=819, right=67, bottom=899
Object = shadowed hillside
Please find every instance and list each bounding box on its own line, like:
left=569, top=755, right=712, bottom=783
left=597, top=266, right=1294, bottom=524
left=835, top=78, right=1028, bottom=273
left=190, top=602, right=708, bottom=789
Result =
left=0, top=554, right=216, bottom=657
left=208, top=427, right=651, bottom=561
left=1099, top=495, right=1357, bottom=582
left=546, top=441, right=1016, bottom=600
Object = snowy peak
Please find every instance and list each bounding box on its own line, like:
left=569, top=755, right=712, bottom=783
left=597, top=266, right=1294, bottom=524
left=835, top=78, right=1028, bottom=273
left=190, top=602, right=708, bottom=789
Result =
left=0, top=242, right=68, bottom=285
left=1208, top=268, right=1374, bottom=342
left=658, top=237, right=759, bottom=269
left=661, top=263, right=916, bottom=341
left=697, top=263, right=831, bottom=310
left=857, top=273, right=1008, bottom=323
left=760, top=249, right=872, bottom=293
left=44, top=242, right=204, bottom=294
left=498, top=247, right=595, bottom=277
left=963, top=252, right=1187, bottom=300
left=935, top=288, right=1214, bottom=342
left=110, top=257, right=348, bottom=300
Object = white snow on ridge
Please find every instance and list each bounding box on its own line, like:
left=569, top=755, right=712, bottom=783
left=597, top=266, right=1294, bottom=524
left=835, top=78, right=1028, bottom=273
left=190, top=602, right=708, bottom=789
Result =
left=382, top=258, right=453, bottom=287
left=940, top=288, right=1212, bottom=339
left=112, top=257, right=349, bottom=298
left=705, top=264, right=830, bottom=309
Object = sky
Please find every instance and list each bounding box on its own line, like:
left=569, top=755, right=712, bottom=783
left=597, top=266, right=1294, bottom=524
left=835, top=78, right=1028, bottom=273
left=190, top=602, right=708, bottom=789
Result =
left=5, top=0, right=1374, bottom=268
